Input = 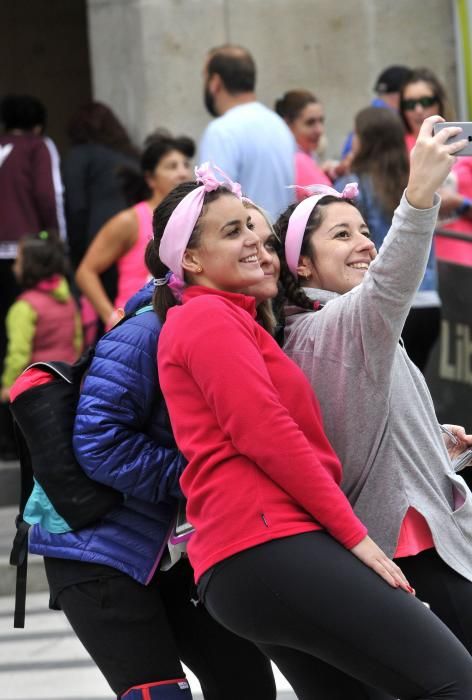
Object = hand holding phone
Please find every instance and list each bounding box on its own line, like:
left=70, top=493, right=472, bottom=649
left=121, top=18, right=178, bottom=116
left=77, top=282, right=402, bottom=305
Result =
left=433, top=122, right=472, bottom=156
left=452, top=448, right=472, bottom=472
left=407, top=117, right=466, bottom=208
left=440, top=423, right=472, bottom=471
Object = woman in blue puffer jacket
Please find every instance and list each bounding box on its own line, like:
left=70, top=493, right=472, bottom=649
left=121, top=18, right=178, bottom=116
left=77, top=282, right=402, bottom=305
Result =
left=28, top=280, right=276, bottom=700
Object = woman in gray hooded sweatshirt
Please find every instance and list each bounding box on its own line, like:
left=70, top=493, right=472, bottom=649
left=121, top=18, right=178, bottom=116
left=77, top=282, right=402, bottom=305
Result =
left=276, top=115, right=472, bottom=654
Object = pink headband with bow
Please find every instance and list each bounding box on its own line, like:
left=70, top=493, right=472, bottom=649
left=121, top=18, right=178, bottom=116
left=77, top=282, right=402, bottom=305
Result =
left=159, top=162, right=242, bottom=281
left=285, top=182, right=359, bottom=277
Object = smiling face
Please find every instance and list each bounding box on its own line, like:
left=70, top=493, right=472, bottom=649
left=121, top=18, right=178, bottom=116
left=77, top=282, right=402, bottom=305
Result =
left=300, top=201, right=376, bottom=295
left=290, top=102, right=325, bottom=152
left=401, top=80, right=439, bottom=136
left=183, top=194, right=264, bottom=292
left=242, top=208, right=280, bottom=302
left=146, top=149, right=193, bottom=199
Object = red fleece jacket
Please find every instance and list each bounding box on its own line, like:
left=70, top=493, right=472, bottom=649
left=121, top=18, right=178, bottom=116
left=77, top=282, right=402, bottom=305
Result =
left=158, top=286, right=367, bottom=581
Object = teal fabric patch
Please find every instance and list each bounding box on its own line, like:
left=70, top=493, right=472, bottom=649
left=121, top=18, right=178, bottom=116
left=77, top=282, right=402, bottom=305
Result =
left=24, top=480, right=72, bottom=533
left=135, top=304, right=153, bottom=315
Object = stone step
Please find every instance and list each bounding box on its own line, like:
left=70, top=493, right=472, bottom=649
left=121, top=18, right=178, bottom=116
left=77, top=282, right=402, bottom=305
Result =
left=0, top=506, right=48, bottom=599
left=0, top=591, right=296, bottom=698
left=0, top=459, right=20, bottom=507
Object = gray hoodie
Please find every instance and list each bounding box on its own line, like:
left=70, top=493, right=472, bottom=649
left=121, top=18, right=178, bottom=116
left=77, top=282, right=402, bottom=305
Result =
left=284, top=193, right=472, bottom=581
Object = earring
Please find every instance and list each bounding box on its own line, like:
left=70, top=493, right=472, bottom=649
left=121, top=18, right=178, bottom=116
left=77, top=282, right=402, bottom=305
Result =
left=196, top=265, right=203, bottom=273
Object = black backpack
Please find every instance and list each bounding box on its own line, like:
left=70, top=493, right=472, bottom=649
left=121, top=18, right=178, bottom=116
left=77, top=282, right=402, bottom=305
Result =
left=9, top=348, right=122, bottom=627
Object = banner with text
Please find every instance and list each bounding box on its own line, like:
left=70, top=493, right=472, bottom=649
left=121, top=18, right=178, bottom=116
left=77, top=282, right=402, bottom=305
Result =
left=426, top=230, right=472, bottom=487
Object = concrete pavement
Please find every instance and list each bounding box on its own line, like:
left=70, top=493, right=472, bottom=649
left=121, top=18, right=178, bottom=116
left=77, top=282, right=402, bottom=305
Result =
left=1, top=505, right=48, bottom=599
left=0, top=500, right=296, bottom=698
left=0, top=457, right=20, bottom=508
left=0, top=592, right=296, bottom=699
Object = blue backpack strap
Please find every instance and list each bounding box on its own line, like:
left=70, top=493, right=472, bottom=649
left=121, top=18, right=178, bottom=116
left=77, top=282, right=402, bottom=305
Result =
left=134, top=304, right=153, bottom=315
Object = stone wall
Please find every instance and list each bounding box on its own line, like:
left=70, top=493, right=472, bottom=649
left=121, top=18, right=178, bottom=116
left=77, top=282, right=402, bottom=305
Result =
left=87, top=0, right=457, bottom=157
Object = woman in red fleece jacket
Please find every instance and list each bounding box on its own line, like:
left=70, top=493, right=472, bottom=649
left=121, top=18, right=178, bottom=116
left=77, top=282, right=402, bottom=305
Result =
left=153, top=164, right=472, bottom=699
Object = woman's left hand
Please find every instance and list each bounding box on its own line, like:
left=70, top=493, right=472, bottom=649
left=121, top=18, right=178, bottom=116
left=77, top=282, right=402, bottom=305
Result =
left=441, top=423, right=472, bottom=462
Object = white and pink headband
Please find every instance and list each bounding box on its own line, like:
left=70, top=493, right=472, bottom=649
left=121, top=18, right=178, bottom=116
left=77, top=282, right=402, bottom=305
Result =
left=159, top=162, right=242, bottom=281
left=285, top=182, right=359, bottom=277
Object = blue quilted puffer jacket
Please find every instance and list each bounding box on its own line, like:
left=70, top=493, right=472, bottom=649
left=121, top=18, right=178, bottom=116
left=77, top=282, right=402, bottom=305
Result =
left=29, top=282, right=186, bottom=584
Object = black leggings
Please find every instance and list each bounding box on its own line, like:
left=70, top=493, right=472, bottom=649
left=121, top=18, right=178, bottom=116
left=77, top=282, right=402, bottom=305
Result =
left=46, top=557, right=275, bottom=699
left=395, top=547, right=472, bottom=654
left=401, top=305, right=441, bottom=372
left=199, top=532, right=472, bottom=700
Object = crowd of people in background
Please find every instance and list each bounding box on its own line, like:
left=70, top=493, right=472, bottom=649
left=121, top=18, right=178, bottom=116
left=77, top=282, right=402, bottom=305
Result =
left=2, top=43, right=472, bottom=700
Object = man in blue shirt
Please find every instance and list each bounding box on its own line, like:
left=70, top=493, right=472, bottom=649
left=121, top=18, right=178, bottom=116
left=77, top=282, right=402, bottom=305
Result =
left=199, top=45, right=295, bottom=220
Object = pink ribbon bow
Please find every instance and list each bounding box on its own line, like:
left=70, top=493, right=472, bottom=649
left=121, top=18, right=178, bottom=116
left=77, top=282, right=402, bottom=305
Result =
left=195, top=162, right=242, bottom=197
left=159, top=163, right=243, bottom=281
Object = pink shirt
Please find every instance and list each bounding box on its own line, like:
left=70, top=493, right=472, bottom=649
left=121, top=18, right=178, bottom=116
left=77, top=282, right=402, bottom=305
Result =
left=394, top=508, right=434, bottom=558
left=115, top=201, right=152, bottom=310
left=295, top=150, right=331, bottom=201
left=442, top=157, right=472, bottom=235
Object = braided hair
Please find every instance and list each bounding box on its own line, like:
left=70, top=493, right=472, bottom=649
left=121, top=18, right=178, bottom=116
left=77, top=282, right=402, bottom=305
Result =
left=274, top=195, right=356, bottom=313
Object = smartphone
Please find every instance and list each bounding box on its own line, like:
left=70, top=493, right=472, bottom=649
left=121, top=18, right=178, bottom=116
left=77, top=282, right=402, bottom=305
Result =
left=452, top=448, right=472, bottom=472
left=433, top=122, right=472, bottom=156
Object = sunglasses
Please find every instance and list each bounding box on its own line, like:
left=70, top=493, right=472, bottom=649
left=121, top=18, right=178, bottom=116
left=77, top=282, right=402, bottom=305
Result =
left=401, top=96, right=438, bottom=111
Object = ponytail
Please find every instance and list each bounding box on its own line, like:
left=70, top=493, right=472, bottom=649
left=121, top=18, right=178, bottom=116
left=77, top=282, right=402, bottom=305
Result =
left=144, top=239, right=179, bottom=322
left=279, top=260, right=317, bottom=311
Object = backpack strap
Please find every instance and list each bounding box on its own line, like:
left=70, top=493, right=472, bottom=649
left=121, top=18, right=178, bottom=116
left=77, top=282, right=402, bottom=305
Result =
left=134, top=304, right=154, bottom=315
left=9, top=420, right=34, bottom=628
left=108, top=303, right=154, bottom=329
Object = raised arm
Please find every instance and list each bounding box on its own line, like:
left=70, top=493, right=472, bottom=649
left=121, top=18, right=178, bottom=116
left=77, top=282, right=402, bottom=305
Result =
left=336, top=116, right=466, bottom=377
left=75, top=208, right=137, bottom=327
